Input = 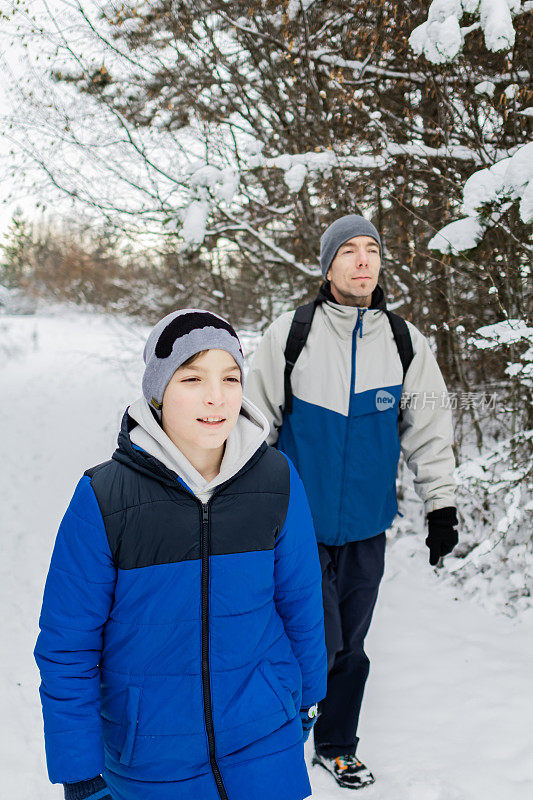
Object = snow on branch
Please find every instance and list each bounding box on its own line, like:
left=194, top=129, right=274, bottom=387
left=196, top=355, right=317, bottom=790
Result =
left=287, top=0, right=317, bottom=20
left=470, top=319, right=533, bottom=384
left=247, top=149, right=386, bottom=191
left=428, top=216, right=486, bottom=252
left=471, top=318, right=533, bottom=349
left=409, top=0, right=522, bottom=64
left=428, top=142, right=533, bottom=253
left=311, top=51, right=427, bottom=85
left=177, top=137, right=495, bottom=248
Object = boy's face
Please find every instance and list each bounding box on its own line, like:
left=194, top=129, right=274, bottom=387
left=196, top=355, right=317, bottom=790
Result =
left=161, top=349, right=242, bottom=459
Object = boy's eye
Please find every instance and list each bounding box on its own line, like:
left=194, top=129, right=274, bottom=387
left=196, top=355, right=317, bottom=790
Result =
left=225, top=376, right=240, bottom=382
left=181, top=377, right=199, bottom=382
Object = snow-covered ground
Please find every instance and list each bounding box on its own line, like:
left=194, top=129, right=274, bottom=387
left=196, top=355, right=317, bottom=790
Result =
left=2, top=311, right=533, bottom=800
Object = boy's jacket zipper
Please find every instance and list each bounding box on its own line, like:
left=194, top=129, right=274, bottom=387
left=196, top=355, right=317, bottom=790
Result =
left=201, top=502, right=228, bottom=800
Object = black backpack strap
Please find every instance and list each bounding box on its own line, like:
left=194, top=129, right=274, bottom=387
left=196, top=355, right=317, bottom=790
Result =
left=283, top=300, right=319, bottom=415
left=385, top=310, right=414, bottom=381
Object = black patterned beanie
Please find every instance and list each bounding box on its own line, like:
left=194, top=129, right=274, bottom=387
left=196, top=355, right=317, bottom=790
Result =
left=142, top=309, right=244, bottom=416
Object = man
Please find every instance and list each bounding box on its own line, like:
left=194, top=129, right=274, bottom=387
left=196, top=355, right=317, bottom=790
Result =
left=244, top=214, right=458, bottom=791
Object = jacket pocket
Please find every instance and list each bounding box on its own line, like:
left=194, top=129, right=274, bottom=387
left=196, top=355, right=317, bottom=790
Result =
left=120, top=686, right=142, bottom=765
left=260, top=660, right=297, bottom=720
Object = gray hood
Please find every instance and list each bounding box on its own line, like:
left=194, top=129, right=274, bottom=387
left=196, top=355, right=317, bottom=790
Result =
left=128, top=395, right=270, bottom=504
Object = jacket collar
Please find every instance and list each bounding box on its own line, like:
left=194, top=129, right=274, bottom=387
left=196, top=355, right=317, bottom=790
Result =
left=112, top=409, right=268, bottom=497
left=314, top=281, right=387, bottom=340
left=317, top=280, right=387, bottom=310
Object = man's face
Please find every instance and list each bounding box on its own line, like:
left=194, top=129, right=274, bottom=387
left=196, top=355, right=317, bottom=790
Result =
left=327, top=235, right=381, bottom=307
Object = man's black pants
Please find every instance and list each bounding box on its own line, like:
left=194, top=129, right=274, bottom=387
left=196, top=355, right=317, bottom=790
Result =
left=313, top=533, right=386, bottom=758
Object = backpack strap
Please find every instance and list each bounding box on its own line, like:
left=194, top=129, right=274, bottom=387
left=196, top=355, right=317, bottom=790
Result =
left=385, top=311, right=414, bottom=381
left=283, top=300, right=319, bottom=415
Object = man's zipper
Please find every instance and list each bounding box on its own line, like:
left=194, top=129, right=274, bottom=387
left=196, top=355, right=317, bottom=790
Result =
left=338, top=309, right=365, bottom=537
left=200, top=502, right=229, bottom=800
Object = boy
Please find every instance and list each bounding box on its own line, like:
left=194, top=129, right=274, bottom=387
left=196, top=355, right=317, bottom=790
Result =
left=35, top=309, right=327, bottom=800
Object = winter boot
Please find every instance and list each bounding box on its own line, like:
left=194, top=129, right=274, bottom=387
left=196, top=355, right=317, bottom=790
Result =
left=312, top=753, right=375, bottom=789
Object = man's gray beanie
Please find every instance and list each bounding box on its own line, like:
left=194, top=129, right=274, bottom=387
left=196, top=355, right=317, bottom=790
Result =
left=320, top=214, right=381, bottom=278
left=142, top=308, right=244, bottom=416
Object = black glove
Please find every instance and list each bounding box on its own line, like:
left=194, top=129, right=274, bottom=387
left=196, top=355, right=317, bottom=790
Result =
left=300, top=705, right=318, bottom=742
left=64, top=775, right=112, bottom=800
left=426, top=506, right=458, bottom=566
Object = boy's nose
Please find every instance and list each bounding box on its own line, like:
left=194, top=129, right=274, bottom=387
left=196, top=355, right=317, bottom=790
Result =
left=204, top=387, right=224, bottom=405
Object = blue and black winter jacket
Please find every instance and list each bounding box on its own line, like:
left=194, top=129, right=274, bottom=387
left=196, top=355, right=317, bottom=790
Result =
left=35, top=410, right=326, bottom=792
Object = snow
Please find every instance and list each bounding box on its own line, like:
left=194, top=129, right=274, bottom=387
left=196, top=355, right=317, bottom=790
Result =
left=248, top=150, right=337, bottom=172
left=470, top=318, right=533, bottom=381
left=287, top=0, right=315, bottom=20
left=461, top=156, right=512, bottom=215
left=386, top=141, right=482, bottom=163
left=178, top=164, right=239, bottom=242
left=501, top=142, right=533, bottom=222
left=471, top=318, right=533, bottom=349
left=181, top=199, right=210, bottom=244
left=188, top=164, right=223, bottom=188
left=479, top=0, right=516, bottom=52
left=409, top=17, right=463, bottom=64
left=2, top=309, right=533, bottom=799
left=429, top=0, right=463, bottom=22
left=428, top=216, right=485, bottom=252
left=519, top=180, right=533, bottom=223
left=430, top=142, right=533, bottom=252
left=215, top=169, right=239, bottom=204
left=284, top=163, right=308, bottom=193
left=312, top=51, right=426, bottom=85
left=410, top=0, right=520, bottom=62
left=474, top=79, right=496, bottom=96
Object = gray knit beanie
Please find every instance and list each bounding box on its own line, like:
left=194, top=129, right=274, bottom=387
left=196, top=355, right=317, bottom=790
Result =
left=142, top=309, right=245, bottom=416
left=320, top=214, right=382, bottom=278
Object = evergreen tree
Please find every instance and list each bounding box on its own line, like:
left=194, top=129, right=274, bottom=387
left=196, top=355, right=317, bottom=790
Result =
left=0, top=210, right=34, bottom=289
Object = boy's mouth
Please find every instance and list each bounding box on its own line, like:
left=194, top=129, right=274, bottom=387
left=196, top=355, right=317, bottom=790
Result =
left=197, top=417, right=226, bottom=427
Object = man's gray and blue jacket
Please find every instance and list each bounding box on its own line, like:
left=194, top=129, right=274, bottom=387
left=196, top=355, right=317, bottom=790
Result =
left=245, top=284, right=456, bottom=545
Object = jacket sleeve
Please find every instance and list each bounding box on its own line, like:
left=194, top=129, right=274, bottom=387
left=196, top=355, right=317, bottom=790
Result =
left=34, top=475, right=117, bottom=784
left=399, top=323, right=456, bottom=514
left=274, top=455, right=327, bottom=708
left=244, top=313, right=293, bottom=446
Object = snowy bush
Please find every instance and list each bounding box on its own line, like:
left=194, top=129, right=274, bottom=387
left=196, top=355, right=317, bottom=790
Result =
left=446, top=432, right=532, bottom=616
left=442, top=320, right=532, bottom=614
left=0, top=284, right=36, bottom=316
